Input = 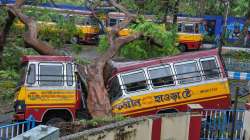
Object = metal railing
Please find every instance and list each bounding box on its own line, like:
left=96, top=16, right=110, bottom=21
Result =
left=200, top=109, right=245, bottom=140
left=0, top=116, right=35, bottom=139
left=224, top=57, right=250, bottom=73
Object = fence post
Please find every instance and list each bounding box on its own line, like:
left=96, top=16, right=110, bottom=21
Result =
left=26, top=115, right=35, bottom=130
left=151, top=116, right=161, bottom=140
left=231, top=87, right=239, bottom=140
left=243, top=103, right=250, bottom=140
left=187, top=104, right=203, bottom=140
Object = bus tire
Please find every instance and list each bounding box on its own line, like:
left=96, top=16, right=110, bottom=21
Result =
left=42, top=109, right=73, bottom=125
left=178, top=44, right=187, bottom=52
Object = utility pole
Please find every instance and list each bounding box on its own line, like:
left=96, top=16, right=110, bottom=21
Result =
left=231, top=87, right=239, bottom=140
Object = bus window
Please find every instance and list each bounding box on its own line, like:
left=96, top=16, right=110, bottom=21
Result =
left=39, top=63, right=64, bottom=86
left=200, top=58, right=220, bottom=79
left=183, top=24, right=194, bottom=33
left=109, top=18, right=117, bottom=26
left=108, top=76, right=122, bottom=102
left=178, top=23, right=182, bottom=32
left=148, top=66, right=174, bottom=88
left=27, top=64, right=36, bottom=85
left=66, top=63, right=73, bottom=86
left=174, top=61, right=201, bottom=84
left=121, top=70, right=148, bottom=93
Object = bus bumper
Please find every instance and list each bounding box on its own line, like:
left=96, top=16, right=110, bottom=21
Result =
left=13, top=114, right=25, bottom=121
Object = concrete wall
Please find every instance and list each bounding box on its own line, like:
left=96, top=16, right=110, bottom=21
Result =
left=60, top=112, right=198, bottom=140
left=160, top=113, right=190, bottom=140
left=60, top=117, right=153, bottom=140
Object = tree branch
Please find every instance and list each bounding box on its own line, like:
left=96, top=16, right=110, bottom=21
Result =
left=7, top=3, right=59, bottom=55
left=96, top=32, right=142, bottom=68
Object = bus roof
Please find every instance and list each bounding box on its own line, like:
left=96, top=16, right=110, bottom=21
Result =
left=166, top=16, right=204, bottom=23
left=22, top=55, right=74, bottom=63
left=111, top=49, right=219, bottom=75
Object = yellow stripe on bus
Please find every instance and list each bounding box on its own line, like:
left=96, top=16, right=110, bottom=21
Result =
left=112, top=81, right=230, bottom=115
left=124, top=95, right=228, bottom=116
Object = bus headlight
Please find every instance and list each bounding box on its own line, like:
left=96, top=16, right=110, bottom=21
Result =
left=14, top=100, right=26, bottom=113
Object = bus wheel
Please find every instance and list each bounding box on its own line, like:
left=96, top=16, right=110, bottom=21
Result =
left=45, top=117, right=65, bottom=127
left=178, top=44, right=187, bottom=52
left=70, top=37, right=79, bottom=44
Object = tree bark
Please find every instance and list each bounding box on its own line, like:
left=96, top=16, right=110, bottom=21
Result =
left=163, top=0, right=170, bottom=31
left=173, top=0, right=180, bottom=24
left=8, top=5, right=59, bottom=55
left=84, top=0, right=143, bottom=117
left=197, top=0, right=206, bottom=17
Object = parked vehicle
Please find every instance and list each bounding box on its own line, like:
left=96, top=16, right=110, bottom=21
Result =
left=167, top=16, right=204, bottom=52
left=13, top=49, right=231, bottom=123
left=14, top=14, right=100, bottom=44
left=106, top=12, right=133, bottom=36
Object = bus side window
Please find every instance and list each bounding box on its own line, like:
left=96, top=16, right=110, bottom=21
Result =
left=66, top=63, right=73, bottom=86
left=148, top=66, right=174, bottom=88
left=178, top=23, right=182, bottom=32
left=108, top=76, right=122, bottom=102
left=200, top=58, right=220, bottom=79
left=183, top=24, right=194, bottom=33
left=121, top=70, right=148, bottom=93
left=27, top=64, right=36, bottom=85
left=174, top=61, right=201, bottom=84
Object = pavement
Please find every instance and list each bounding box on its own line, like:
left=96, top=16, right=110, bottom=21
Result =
left=0, top=112, right=13, bottom=125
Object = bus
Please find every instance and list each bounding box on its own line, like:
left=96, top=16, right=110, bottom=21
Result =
left=13, top=49, right=231, bottom=123
left=170, top=16, right=204, bottom=52
left=108, top=49, right=230, bottom=116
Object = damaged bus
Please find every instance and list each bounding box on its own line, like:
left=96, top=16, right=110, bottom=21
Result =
left=109, top=49, right=230, bottom=116
left=13, top=49, right=231, bottom=123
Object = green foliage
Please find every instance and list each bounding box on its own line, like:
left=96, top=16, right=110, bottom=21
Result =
left=97, top=35, right=109, bottom=53
left=0, top=70, right=19, bottom=101
left=203, top=35, right=215, bottom=44
left=231, top=0, right=250, bottom=17
left=98, top=20, right=179, bottom=60
left=71, top=44, right=83, bottom=54
left=74, top=56, right=91, bottom=65
left=223, top=51, right=250, bottom=61
left=0, top=8, right=8, bottom=31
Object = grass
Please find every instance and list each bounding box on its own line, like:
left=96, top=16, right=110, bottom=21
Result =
left=77, top=115, right=127, bottom=127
